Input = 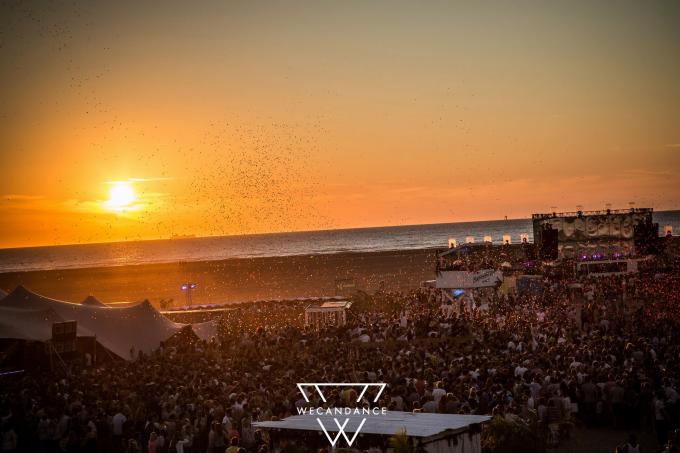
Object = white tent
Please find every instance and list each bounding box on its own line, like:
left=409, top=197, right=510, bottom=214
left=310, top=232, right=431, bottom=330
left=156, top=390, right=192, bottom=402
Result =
left=191, top=319, right=219, bottom=342
left=0, top=286, right=212, bottom=359
left=81, top=295, right=107, bottom=307
left=0, top=306, right=86, bottom=341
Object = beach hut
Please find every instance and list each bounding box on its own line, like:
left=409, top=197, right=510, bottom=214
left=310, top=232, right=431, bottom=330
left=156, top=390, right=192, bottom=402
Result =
left=304, top=300, right=352, bottom=329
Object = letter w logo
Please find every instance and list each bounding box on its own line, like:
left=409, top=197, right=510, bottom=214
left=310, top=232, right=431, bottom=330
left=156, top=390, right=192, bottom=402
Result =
left=316, top=417, right=367, bottom=447
left=295, top=382, right=386, bottom=447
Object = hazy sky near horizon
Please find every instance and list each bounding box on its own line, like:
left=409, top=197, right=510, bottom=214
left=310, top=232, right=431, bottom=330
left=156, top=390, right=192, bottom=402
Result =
left=1, top=0, right=679, bottom=247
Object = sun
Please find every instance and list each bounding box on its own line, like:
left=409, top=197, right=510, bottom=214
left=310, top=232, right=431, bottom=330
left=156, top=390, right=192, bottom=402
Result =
left=106, top=181, right=137, bottom=212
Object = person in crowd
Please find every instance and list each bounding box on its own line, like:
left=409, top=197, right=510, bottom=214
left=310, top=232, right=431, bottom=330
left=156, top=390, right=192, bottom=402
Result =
left=207, top=421, right=225, bottom=453
left=225, top=437, right=240, bottom=453
left=148, top=432, right=158, bottom=453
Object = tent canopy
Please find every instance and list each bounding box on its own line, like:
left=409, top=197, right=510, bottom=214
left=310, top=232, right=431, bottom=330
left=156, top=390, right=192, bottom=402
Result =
left=254, top=411, right=490, bottom=438
left=81, top=295, right=107, bottom=307
left=0, top=306, right=92, bottom=342
left=0, top=286, right=215, bottom=359
left=191, top=319, right=219, bottom=342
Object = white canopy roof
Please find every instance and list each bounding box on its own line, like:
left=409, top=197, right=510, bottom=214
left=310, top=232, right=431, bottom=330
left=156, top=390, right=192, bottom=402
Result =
left=305, top=300, right=352, bottom=313
left=0, top=286, right=214, bottom=359
left=0, top=306, right=88, bottom=341
left=191, top=319, right=219, bottom=342
left=254, top=411, right=489, bottom=439
left=81, top=295, right=107, bottom=307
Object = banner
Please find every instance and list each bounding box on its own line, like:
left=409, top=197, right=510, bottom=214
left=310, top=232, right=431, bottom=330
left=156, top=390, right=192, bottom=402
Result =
left=436, top=269, right=503, bottom=288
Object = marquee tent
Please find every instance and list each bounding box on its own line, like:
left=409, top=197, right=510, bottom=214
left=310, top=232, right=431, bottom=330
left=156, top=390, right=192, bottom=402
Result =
left=0, top=286, right=210, bottom=360
left=81, top=295, right=107, bottom=307
left=191, top=319, right=219, bottom=342
left=0, top=306, right=87, bottom=341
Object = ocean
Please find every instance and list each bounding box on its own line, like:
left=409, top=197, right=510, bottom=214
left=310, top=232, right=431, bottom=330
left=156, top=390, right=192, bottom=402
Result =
left=1, top=211, right=679, bottom=273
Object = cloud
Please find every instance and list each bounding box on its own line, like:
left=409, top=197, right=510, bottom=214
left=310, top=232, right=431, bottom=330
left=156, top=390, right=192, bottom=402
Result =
left=1, top=194, right=45, bottom=201
left=105, top=177, right=173, bottom=184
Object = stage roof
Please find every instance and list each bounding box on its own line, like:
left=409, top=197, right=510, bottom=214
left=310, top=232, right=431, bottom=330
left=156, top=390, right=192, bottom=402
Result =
left=253, top=411, right=490, bottom=438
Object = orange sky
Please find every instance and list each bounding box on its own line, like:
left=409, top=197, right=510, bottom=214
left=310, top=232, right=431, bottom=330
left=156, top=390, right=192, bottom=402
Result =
left=1, top=1, right=679, bottom=248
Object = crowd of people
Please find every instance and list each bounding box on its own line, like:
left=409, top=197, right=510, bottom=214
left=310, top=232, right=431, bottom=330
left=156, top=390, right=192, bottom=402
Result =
left=1, top=269, right=679, bottom=453
left=435, top=243, right=528, bottom=273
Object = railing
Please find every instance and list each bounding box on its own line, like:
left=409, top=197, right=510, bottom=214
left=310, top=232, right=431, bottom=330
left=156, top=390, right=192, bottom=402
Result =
left=532, top=207, right=652, bottom=220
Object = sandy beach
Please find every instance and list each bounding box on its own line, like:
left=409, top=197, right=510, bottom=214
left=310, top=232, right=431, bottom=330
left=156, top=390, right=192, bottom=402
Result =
left=0, top=248, right=439, bottom=306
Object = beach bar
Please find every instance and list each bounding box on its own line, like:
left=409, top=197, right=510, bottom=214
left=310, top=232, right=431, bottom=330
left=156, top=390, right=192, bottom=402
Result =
left=304, top=300, right=352, bottom=329
left=254, top=411, right=490, bottom=453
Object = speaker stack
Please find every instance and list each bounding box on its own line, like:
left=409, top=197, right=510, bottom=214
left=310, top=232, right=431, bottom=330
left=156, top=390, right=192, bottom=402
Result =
left=634, top=220, right=660, bottom=255
left=539, top=225, right=559, bottom=260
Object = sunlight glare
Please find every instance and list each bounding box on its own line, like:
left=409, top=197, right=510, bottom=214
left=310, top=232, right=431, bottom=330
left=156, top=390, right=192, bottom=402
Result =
left=106, top=181, right=137, bottom=212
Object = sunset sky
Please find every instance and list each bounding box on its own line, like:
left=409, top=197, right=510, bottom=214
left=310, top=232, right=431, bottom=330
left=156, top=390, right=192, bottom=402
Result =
left=1, top=0, right=679, bottom=248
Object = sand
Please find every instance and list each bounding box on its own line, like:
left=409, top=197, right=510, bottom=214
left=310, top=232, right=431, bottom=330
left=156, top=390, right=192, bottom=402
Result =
left=0, top=248, right=439, bottom=307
